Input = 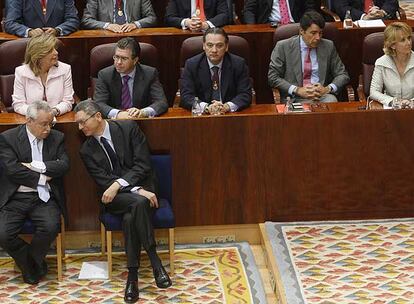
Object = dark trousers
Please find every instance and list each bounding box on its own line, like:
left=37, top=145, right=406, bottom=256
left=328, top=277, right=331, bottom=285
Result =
left=104, top=192, right=156, bottom=268
left=0, top=192, right=60, bottom=273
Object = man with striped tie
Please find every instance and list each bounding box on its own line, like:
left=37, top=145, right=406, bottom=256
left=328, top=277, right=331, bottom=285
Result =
left=334, top=0, right=398, bottom=21
left=94, top=37, right=168, bottom=119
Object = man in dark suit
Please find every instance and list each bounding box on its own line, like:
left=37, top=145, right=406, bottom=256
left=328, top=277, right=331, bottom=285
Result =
left=180, top=27, right=251, bottom=114
left=334, top=0, right=398, bottom=21
left=268, top=11, right=349, bottom=102
left=94, top=37, right=168, bottom=119
left=243, top=0, right=317, bottom=24
left=4, top=0, right=79, bottom=37
left=0, top=101, right=69, bottom=284
left=81, top=0, right=157, bottom=32
left=165, top=0, right=228, bottom=31
left=74, top=100, right=171, bottom=303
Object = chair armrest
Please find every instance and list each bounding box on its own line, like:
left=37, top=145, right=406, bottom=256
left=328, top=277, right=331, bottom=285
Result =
left=0, top=100, right=6, bottom=113
left=272, top=88, right=281, bottom=104
left=397, top=6, right=407, bottom=20
left=357, top=74, right=366, bottom=102
left=320, top=7, right=341, bottom=22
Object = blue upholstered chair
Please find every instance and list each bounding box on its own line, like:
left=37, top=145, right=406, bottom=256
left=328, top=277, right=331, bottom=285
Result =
left=19, top=216, right=66, bottom=281
left=100, top=155, right=175, bottom=279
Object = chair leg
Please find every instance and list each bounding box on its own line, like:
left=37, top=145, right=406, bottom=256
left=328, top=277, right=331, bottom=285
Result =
left=60, top=215, right=66, bottom=259
left=168, top=228, right=174, bottom=275
left=100, top=223, right=106, bottom=255
left=56, top=232, right=63, bottom=281
left=107, top=231, right=112, bottom=279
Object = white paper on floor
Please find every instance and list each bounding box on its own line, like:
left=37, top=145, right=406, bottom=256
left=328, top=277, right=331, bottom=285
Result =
left=78, top=261, right=108, bottom=279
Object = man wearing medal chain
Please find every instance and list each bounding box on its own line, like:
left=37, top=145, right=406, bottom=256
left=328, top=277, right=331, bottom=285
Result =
left=4, top=0, right=79, bottom=37
left=82, top=0, right=157, bottom=32
left=180, top=27, right=252, bottom=114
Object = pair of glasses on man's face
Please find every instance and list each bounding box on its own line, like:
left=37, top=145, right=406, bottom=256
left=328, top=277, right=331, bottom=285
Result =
left=76, top=112, right=97, bottom=126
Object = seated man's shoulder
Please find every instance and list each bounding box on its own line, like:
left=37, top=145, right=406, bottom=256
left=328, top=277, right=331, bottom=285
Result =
left=138, top=64, right=157, bottom=74
left=98, top=65, right=116, bottom=77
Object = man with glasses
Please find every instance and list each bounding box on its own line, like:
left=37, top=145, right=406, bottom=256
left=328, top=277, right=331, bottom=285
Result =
left=94, top=37, right=168, bottom=119
left=0, top=101, right=69, bottom=284
left=74, top=100, right=171, bottom=303
left=180, top=27, right=252, bottom=114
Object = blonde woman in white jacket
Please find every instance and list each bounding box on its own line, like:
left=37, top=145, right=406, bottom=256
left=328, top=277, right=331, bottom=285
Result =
left=370, top=22, right=414, bottom=107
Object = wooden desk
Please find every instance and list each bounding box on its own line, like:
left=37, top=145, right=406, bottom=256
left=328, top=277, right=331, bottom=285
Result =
left=2, top=103, right=414, bottom=231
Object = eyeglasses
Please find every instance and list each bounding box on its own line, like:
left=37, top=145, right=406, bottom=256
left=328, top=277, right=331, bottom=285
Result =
left=76, top=112, right=97, bottom=126
left=34, top=120, right=56, bottom=129
left=113, top=55, right=131, bottom=62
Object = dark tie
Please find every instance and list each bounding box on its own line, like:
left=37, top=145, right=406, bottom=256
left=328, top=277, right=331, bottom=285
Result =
left=114, top=0, right=126, bottom=24
left=100, top=137, right=122, bottom=176
left=121, top=75, right=132, bottom=110
left=211, top=66, right=220, bottom=102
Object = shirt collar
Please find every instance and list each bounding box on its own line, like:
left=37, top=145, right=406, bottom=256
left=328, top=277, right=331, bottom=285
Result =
left=94, top=121, right=111, bottom=143
left=300, top=36, right=313, bottom=52
left=26, top=126, right=39, bottom=144
left=207, top=57, right=223, bottom=70
left=120, top=66, right=136, bottom=80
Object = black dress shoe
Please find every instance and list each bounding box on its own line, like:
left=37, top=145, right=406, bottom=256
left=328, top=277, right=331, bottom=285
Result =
left=153, top=266, right=172, bottom=288
left=37, top=260, right=48, bottom=279
left=22, top=270, right=39, bottom=285
left=124, top=280, right=139, bottom=303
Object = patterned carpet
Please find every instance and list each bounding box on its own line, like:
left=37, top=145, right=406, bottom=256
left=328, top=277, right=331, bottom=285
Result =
left=264, top=219, right=414, bottom=304
left=0, top=242, right=266, bottom=303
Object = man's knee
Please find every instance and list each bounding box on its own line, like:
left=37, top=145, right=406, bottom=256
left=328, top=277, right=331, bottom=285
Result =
left=37, top=218, right=60, bottom=237
left=320, top=93, right=338, bottom=103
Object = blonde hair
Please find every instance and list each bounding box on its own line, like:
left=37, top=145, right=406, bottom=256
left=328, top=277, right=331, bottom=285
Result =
left=383, top=22, right=412, bottom=56
left=24, top=34, right=57, bottom=76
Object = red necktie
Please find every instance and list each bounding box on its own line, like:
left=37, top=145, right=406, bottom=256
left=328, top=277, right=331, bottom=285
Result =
left=40, top=0, right=47, bottom=15
left=303, top=48, right=312, bottom=86
left=196, top=0, right=206, bottom=21
left=365, top=0, right=374, bottom=13
left=279, top=0, right=290, bottom=25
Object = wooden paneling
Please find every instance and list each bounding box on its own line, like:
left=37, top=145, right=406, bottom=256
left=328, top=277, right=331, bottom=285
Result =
left=1, top=104, right=414, bottom=231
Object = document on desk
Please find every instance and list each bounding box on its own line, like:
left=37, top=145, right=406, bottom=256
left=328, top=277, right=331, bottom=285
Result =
left=354, top=20, right=385, bottom=28
left=78, top=261, right=108, bottom=279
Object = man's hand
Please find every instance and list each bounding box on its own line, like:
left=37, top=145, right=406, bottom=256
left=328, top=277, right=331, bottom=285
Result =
left=138, top=188, right=158, bottom=208
left=43, top=27, right=58, bottom=35
left=201, top=21, right=209, bottom=31
left=126, top=107, right=140, bottom=117
left=101, top=181, right=121, bottom=204
left=207, top=101, right=225, bottom=115
left=121, top=23, right=137, bottom=32
left=296, top=85, right=319, bottom=100
left=313, top=83, right=330, bottom=98
left=116, top=111, right=132, bottom=119
left=185, top=17, right=202, bottom=32
left=107, top=24, right=123, bottom=33
left=21, top=162, right=31, bottom=169
left=28, top=28, right=44, bottom=37
left=363, top=6, right=385, bottom=20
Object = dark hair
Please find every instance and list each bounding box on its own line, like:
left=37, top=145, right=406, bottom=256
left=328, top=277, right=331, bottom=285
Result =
left=203, top=27, right=229, bottom=44
left=116, top=37, right=141, bottom=58
left=300, top=11, right=325, bottom=31
left=74, top=100, right=102, bottom=116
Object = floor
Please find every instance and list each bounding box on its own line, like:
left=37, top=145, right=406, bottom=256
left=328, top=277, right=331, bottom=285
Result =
left=251, top=244, right=277, bottom=303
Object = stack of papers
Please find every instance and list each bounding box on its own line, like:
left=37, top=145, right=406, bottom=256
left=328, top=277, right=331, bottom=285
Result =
left=78, top=261, right=108, bottom=279
left=354, top=20, right=386, bottom=28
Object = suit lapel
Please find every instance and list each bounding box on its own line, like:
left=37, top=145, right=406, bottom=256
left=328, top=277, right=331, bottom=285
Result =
left=31, top=0, right=45, bottom=22
left=199, top=56, right=213, bottom=103
left=132, top=64, right=143, bottom=108
left=220, top=54, right=231, bottom=102
left=45, top=0, right=57, bottom=23
left=291, top=37, right=303, bottom=85
left=108, top=122, right=125, bottom=167
left=17, top=125, right=32, bottom=163
left=90, top=137, right=112, bottom=171
left=317, top=43, right=327, bottom=85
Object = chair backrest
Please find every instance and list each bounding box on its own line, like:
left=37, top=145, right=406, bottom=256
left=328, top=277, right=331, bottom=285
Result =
left=150, top=154, right=172, bottom=203
left=361, top=32, right=414, bottom=97
left=180, top=35, right=250, bottom=69
left=273, top=22, right=339, bottom=47
left=89, top=42, right=159, bottom=97
left=0, top=39, right=29, bottom=111
left=0, top=38, right=64, bottom=112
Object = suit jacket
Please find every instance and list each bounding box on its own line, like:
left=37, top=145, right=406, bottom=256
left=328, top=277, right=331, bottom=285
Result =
left=94, top=64, right=168, bottom=118
left=180, top=52, right=252, bottom=110
left=165, top=0, right=228, bottom=28
left=79, top=120, right=157, bottom=197
left=4, top=0, right=80, bottom=37
left=334, top=0, right=398, bottom=20
left=268, top=36, right=350, bottom=99
left=81, top=0, right=157, bottom=29
left=12, top=62, right=74, bottom=116
left=243, top=0, right=317, bottom=24
left=0, top=125, right=69, bottom=218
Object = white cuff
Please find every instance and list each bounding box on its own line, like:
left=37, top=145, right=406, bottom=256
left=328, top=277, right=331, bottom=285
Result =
left=31, top=160, right=46, bottom=173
